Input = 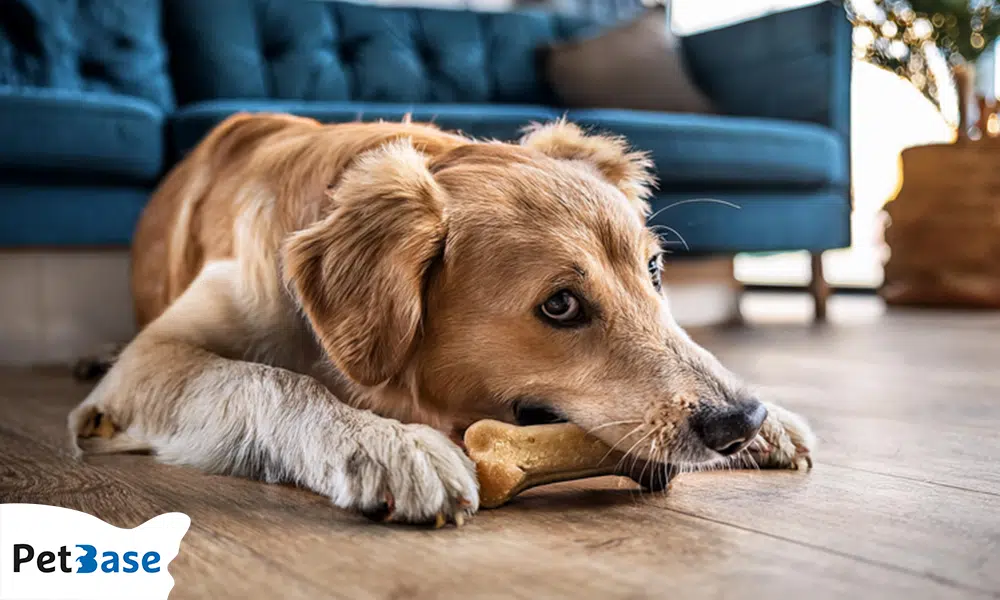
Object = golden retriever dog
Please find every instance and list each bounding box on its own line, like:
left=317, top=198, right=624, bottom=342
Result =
left=68, top=115, right=814, bottom=524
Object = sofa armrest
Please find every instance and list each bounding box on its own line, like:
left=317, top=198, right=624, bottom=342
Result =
left=681, top=1, right=852, bottom=144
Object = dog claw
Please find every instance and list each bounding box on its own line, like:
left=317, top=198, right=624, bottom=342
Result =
left=361, top=491, right=396, bottom=523
left=361, top=501, right=393, bottom=523
left=748, top=435, right=771, bottom=456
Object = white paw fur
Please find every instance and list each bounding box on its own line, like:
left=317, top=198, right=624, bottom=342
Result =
left=328, top=423, right=480, bottom=524
left=747, top=403, right=816, bottom=469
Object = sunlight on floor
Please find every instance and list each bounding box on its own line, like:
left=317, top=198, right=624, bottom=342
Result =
left=741, top=292, right=886, bottom=325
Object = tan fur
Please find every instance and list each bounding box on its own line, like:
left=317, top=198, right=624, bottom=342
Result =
left=70, top=116, right=814, bottom=524
left=283, top=140, right=449, bottom=386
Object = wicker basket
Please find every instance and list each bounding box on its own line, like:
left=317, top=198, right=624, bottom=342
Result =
left=881, top=136, right=1000, bottom=307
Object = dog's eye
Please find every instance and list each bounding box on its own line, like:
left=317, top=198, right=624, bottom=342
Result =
left=648, top=255, right=663, bottom=292
left=540, top=290, right=584, bottom=325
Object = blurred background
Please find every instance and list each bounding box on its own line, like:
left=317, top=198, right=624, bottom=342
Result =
left=358, top=0, right=969, bottom=289
left=1, top=0, right=997, bottom=360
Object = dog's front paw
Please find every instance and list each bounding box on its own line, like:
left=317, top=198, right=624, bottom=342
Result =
left=330, top=422, right=479, bottom=526
left=746, top=403, right=816, bottom=470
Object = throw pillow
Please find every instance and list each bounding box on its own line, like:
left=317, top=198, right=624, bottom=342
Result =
left=545, top=6, right=713, bottom=113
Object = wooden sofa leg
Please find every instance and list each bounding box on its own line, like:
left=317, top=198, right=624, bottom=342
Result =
left=809, top=253, right=829, bottom=322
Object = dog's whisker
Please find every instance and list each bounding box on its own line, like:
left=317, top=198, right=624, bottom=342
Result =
left=652, top=446, right=665, bottom=494
left=647, top=197, right=742, bottom=223
left=585, top=419, right=643, bottom=436
left=648, top=224, right=690, bottom=251
left=635, top=440, right=655, bottom=497
left=615, top=428, right=657, bottom=475
left=627, top=434, right=655, bottom=480
left=598, top=424, right=644, bottom=467
left=662, top=447, right=675, bottom=494
left=623, top=451, right=638, bottom=482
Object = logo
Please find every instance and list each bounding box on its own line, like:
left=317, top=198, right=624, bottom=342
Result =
left=0, top=504, right=190, bottom=600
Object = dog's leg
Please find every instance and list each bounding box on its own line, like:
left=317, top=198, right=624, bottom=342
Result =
left=68, top=262, right=478, bottom=524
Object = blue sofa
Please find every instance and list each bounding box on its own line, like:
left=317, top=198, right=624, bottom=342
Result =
left=0, top=0, right=851, bottom=261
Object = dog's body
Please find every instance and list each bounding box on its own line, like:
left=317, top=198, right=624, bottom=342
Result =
left=70, top=115, right=814, bottom=524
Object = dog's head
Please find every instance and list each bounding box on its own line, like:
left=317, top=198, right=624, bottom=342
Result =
left=284, top=121, right=765, bottom=470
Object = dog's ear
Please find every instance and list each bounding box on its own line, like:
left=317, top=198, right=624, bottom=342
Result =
left=283, top=139, right=447, bottom=386
left=520, top=120, right=656, bottom=214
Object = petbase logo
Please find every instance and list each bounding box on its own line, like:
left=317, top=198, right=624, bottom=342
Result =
left=0, top=504, right=190, bottom=600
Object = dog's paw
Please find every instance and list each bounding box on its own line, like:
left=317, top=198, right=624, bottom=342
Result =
left=330, top=422, right=479, bottom=526
left=745, top=403, right=816, bottom=470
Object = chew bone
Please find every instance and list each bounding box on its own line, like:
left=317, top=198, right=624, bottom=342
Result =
left=464, top=419, right=666, bottom=508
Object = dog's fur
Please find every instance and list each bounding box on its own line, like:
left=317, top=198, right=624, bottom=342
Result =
left=69, top=115, right=814, bottom=523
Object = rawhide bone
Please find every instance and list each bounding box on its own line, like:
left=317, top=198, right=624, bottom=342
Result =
left=464, top=419, right=669, bottom=508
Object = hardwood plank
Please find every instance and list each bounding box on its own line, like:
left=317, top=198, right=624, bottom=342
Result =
left=811, top=414, right=1000, bottom=494
left=691, top=314, right=1000, bottom=495
left=2, top=431, right=980, bottom=600
left=0, top=382, right=976, bottom=600
left=0, top=427, right=331, bottom=600
left=650, top=466, right=1000, bottom=593
left=2, top=302, right=999, bottom=599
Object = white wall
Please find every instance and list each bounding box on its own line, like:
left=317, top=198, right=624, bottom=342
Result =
left=671, top=0, right=824, bottom=35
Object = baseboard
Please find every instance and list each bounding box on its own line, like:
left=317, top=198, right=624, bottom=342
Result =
left=663, top=257, right=740, bottom=327
left=0, top=251, right=135, bottom=365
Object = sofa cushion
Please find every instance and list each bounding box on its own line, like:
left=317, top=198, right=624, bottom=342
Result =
left=647, top=190, right=850, bottom=253
left=0, top=184, right=850, bottom=251
left=0, top=87, right=164, bottom=183
left=0, top=0, right=173, bottom=109
left=170, top=100, right=560, bottom=159
left=568, top=109, right=847, bottom=188
left=164, top=0, right=595, bottom=106
left=0, top=182, right=148, bottom=246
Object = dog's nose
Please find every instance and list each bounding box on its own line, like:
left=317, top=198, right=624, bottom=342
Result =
left=691, top=400, right=767, bottom=456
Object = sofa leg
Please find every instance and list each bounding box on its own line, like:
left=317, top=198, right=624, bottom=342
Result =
left=726, top=282, right=745, bottom=327
left=809, top=253, right=829, bottom=322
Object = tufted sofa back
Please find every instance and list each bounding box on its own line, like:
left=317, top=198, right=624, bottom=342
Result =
left=0, top=0, right=173, bottom=108
left=163, top=0, right=596, bottom=107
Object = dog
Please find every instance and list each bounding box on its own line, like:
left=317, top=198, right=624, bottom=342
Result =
left=69, top=115, right=815, bottom=524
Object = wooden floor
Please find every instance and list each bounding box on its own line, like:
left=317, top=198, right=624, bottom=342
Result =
left=1, top=295, right=998, bottom=599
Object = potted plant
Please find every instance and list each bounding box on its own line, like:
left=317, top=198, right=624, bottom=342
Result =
left=848, top=0, right=1000, bottom=307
